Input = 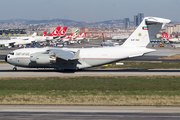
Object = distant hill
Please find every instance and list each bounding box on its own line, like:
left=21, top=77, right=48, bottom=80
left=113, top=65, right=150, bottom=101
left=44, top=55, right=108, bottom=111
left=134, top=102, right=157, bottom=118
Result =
left=24, top=19, right=127, bottom=28
left=0, top=19, right=178, bottom=28
left=0, top=19, right=125, bottom=28
left=0, top=19, right=29, bottom=23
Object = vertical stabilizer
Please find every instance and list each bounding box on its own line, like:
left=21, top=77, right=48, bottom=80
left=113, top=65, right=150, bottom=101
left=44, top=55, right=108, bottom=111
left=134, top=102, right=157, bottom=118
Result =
left=166, top=32, right=172, bottom=39
left=162, top=33, right=166, bottom=39
left=48, top=26, right=61, bottom=36
left=42, top=31, right=47, bottom=36
left=31, top=32, right=37, bottom=37
left=59, top=27, right=67, bottom=36
left=102, top=33, right=105, bottom=42
left=72, top=29, right=79, bottom=39
left=122, top=17, right=171, bottom=47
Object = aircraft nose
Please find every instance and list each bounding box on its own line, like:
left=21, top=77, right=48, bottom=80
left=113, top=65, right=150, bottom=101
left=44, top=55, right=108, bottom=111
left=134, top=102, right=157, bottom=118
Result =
left=5, top=56, right=7, bottom=62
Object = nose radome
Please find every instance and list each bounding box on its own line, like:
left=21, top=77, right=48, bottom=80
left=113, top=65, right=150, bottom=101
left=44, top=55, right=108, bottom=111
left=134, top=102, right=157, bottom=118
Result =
left=5, top=56, right=7, bottom=62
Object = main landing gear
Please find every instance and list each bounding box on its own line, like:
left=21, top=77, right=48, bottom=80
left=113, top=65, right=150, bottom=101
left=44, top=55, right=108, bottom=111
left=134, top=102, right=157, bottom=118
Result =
left=13, top=67, right=17, bottom=71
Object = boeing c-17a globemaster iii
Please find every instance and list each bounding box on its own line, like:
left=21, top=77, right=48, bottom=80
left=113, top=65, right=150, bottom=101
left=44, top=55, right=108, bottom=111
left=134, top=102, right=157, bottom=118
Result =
left=5, top=17, right=171, bottom=71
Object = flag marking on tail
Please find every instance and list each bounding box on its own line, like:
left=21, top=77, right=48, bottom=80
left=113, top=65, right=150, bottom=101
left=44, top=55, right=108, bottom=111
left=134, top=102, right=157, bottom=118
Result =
left=142, top=26, right=148, bottom=30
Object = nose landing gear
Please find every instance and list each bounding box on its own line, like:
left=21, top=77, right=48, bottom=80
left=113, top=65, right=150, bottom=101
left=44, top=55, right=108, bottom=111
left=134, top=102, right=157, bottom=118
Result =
left=13, top=67, right=17, bottom=71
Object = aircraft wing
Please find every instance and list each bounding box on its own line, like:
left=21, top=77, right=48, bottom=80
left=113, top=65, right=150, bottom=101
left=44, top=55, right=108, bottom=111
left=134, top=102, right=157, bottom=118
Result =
left=49, top=48, right=80, bottom=61
left=0, top=41, right=16, bottom=46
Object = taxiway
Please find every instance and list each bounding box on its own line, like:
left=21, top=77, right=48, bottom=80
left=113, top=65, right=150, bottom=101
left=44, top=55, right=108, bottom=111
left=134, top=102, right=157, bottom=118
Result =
left=1, top=63, right=180, bottom=77
left=1, top=106, right=180, bottom=120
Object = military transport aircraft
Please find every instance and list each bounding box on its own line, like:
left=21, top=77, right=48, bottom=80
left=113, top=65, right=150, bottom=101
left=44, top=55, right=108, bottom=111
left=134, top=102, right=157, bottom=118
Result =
left=5, top=17, right=171, bottom=71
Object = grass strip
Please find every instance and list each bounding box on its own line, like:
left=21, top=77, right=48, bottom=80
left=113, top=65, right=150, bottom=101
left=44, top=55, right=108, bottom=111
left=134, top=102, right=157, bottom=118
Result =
left=1, top=76, right=180, bottom=105
left=0, top=76, right=180, bottom=91
left=0, top=61, right=6, bottom=63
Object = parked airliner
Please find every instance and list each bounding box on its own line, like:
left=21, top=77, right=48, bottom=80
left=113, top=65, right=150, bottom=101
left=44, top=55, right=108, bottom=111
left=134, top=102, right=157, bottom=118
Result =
left=0, top=33, right=37, bottom=48
left=162, top=32, right=180, bottom=43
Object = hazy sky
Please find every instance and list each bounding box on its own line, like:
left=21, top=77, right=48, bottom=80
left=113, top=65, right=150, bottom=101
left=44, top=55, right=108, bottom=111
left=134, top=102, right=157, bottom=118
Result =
left=0, top=0, right=179, bottom=22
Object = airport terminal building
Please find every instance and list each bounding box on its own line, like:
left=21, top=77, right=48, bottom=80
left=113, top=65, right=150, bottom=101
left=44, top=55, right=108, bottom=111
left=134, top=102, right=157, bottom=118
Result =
left=0, top=29, right=26, bottom=36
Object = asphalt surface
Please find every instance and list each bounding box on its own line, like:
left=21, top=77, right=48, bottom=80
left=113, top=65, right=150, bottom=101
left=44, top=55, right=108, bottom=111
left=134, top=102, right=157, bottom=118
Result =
left=1, top=106, right=180, bottom=120
left=1, top=112, right=180, bottom=120
left=1, top=63, right=180, bottom=77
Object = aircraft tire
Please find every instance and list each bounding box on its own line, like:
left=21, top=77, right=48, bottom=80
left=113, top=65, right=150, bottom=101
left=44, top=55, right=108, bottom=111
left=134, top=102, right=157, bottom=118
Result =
left=13, top=67, right=17, bottom=71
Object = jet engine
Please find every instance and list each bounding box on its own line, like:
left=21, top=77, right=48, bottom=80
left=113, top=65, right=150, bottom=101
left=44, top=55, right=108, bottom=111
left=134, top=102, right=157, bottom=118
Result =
left=30, top=53, right=56, bottom=64
left=36, top=55, right=56, bottom=64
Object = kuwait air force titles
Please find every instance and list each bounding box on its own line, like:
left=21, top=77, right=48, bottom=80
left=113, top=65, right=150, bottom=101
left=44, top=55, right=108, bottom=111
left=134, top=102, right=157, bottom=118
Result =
left=5, top=17, right=171, bottom=71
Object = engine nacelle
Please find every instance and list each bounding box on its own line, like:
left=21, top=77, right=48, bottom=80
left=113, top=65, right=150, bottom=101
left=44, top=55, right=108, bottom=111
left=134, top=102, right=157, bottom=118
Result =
left=30, top=53, right=40, bottom=62
left=36, top=55, right=56, bottom=64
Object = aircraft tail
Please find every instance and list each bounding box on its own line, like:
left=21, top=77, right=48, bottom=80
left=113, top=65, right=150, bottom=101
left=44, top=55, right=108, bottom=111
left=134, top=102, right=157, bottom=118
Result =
left=62, top=33, right=73, bottom=39
left=48, top=26, right=61, bottom=36
left=76, top=33, right=82, bottom=38
left=122, top=17, right=171, bottom=47
left=165, top=32, right=172, bottom=39
left=81, top=33, right=86, bottom=38
left=162, top=33, right=167, bottom=39
left=58, top=27, right=67, bottom=36
left=41, top=31, right=47, bottom=36
left=68, top=33, right=73, bottom=39
left=102, top=33, right=105, bottom=42
left=72, top=29, right=79, bottom=39
left=31, top=32, right=37, bottom=37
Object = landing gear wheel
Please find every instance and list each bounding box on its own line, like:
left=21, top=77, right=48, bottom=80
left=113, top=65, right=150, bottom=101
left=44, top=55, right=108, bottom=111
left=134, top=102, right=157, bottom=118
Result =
left=13, top=67, right=17, bottom=71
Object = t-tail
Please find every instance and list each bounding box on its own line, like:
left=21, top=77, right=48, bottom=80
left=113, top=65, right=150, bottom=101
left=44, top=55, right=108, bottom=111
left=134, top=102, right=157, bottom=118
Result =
left=122, top=17, right=171, bottom=47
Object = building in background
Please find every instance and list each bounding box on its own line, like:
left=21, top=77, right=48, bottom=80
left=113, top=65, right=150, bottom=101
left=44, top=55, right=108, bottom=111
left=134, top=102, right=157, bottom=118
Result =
left=134, top=13, right=144, bottom=27
left=123, top=18, right=130, bottom=29
left=138, top=13, right=144, bottom=25
left=134, top=15, right=138, bottom=27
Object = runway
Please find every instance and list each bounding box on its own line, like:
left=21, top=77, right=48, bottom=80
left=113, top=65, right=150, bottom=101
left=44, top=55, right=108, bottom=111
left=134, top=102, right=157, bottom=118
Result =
left=1, top=106, right=180, bottom=120
left=1, top=63, right=180, bottom=77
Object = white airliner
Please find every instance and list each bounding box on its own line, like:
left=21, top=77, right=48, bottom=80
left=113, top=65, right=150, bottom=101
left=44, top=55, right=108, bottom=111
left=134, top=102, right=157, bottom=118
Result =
left=101, top=33, right=119, bottom=46
left=162, top=32, right=180, bottom=43
left=34, top=31, right=47, bottom=42
left=10, top=32, right=36, bottom=40
left=5, top=17, right=170, bottom=71
left=0, top=33, right=37, bottom=48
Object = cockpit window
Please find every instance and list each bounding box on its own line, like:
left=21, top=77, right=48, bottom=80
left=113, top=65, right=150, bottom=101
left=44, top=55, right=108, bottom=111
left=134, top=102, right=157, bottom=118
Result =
left=9, top=52, right=14, bottom=55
